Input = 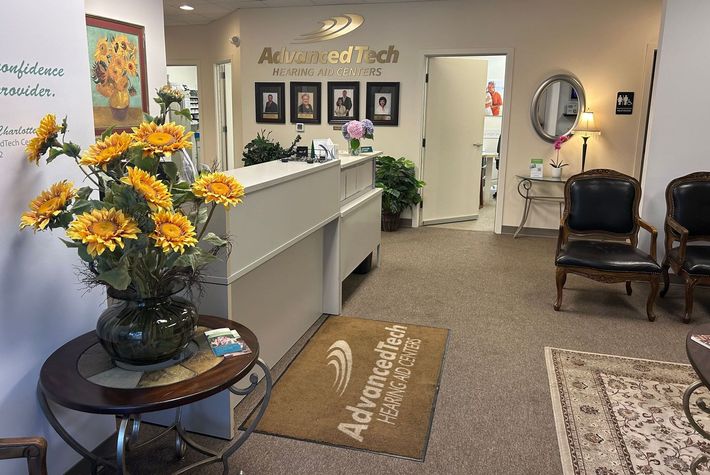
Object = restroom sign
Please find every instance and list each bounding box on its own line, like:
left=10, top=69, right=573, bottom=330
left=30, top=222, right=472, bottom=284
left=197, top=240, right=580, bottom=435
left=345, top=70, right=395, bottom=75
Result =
left=616, top=92, right=634, bottom=115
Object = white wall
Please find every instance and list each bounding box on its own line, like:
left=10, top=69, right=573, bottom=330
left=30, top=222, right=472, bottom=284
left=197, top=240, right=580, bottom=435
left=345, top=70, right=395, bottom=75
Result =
left=0, top=1, right=166, bottom=473
left=168, top=65, right=199, bottom=90
left=641, top=0, right=710, bottom=255
left=167, top=0, right=661, bottom=231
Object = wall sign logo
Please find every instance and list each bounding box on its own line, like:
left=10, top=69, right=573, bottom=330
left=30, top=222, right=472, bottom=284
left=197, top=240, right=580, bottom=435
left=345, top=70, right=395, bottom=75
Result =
left=294, top=14, right=364, bottom=43
left=327, top=340, right=353, bottom=397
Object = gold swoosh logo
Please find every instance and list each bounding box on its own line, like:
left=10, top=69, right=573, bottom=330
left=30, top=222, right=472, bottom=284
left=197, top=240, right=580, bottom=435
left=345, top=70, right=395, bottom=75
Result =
left=294, top=14, right=364, bottom=43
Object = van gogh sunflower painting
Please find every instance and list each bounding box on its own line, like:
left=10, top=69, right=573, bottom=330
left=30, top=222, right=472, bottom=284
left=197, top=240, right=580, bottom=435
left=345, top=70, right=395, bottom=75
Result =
left=19, top=86, right=244, bottom=364
left=86, top=15, right=148, bottom=136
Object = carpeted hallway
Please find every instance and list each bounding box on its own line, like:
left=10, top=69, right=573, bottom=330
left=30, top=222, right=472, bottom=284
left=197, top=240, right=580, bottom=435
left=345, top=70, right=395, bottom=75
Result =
left=98, top=227, right=709, bottom=474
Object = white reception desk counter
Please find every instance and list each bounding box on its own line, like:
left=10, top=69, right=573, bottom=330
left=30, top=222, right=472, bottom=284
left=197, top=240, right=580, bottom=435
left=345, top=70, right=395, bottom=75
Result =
left=167, top=151, right=382, bottom=438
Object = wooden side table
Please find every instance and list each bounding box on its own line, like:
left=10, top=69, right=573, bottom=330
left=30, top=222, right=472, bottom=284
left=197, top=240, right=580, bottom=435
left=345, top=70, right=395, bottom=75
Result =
left=37, top=315, right=272, bottom=475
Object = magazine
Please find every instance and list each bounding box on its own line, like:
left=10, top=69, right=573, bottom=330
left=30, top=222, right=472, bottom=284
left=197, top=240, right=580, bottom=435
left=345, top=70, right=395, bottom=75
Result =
left=204, top=328, right=253, bottom=357
left=691, top=334, right=710, bottom=351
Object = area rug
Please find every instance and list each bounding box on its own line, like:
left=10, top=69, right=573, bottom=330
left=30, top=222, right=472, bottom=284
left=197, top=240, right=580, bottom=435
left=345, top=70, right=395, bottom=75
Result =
left=245, top=316, right=449, bottom=460
left=546, top=347, right=710, bottom=474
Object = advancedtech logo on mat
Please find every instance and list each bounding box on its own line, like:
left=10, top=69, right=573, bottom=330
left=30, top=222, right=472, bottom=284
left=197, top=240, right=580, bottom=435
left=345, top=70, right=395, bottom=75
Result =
left=248, top=316, right=449, bottom=460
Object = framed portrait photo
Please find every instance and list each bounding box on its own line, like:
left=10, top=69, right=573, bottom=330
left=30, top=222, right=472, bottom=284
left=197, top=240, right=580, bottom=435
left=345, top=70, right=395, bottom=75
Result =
left=290, top=82, right=321, bottom=124
left=255, top=82, right=285, bottom=123
left=366, top=82, right=399, bottom=126
left=327, top=81, right=359, bottom=124
left=85, top=15, right=149, bottom=136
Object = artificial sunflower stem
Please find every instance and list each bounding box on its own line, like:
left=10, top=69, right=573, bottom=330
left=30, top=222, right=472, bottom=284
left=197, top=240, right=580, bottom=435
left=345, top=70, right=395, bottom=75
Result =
left=198, top=203, right=217, bottom=240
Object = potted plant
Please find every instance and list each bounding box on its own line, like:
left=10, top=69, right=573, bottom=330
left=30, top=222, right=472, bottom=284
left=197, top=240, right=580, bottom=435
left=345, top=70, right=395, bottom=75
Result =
left=242, top=130, right=301, bottom=166
left=20, top=85, right=245, bottom=366
left=341, top=119, right=374, bottom=155
left=375, top=155, right=425, bottom=232
left=550, top=135, right=570, bottom=179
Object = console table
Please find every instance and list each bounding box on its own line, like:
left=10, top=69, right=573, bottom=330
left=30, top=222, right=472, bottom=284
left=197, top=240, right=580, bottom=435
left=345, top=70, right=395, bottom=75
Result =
left=684, top=326, right=710, bottom=474
left=514, top=175, right=566, bottom=238
left=37, top=315, right=272, bottom=475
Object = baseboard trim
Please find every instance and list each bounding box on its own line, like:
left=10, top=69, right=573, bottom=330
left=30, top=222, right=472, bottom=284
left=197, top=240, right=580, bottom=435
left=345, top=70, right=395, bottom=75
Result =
left=501, top=225, right=557, bottom=238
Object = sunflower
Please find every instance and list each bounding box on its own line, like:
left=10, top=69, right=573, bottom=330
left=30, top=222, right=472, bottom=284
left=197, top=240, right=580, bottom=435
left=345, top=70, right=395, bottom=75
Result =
left=132, top=122, right=192, bottom=157
left=94, top=37, right=109, bottom=63
left=20, top=181, right=76, bottom=231
left=66, top=208, right=140, bottom=257
left=121, top=167, right=172, bottom=211
left=126, top=60, right=137, bottom=77
left=107, top=56, right=125, bottom=83
left=149, top=211, right=197, bottom=254
left=26, top=114, right=61, bottom=164
left=192, top=172, right=245, bottom=208
left=80, top=132, right=133, bottom=170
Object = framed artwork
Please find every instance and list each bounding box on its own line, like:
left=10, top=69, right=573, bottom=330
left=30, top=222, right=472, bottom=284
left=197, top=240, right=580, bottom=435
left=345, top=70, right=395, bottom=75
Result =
left=366, top=82, right=399, bottom=126
left=327, top=81, right=359, bottom=124
left=86, top=15, right=148, bottom=136
left=290, top=82, right=321, bottom=124
left=255, top=82, right=285, bottom=123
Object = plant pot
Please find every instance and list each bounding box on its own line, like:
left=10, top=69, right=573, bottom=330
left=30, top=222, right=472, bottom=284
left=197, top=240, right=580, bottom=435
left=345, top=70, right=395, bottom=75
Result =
left=348, top=138, right=361, bottom=156
left=96, top=287, right=198, bottom=366
left=550, top=167, right=563, bottom=179
left=381, top=212, right=402, bottom=232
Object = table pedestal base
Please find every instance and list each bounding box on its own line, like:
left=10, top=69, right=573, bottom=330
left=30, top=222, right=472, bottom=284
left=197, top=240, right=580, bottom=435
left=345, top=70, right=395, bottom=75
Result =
left=39, top=358, right=272, bottom=475
left=683, top=380, right=710, bottom=474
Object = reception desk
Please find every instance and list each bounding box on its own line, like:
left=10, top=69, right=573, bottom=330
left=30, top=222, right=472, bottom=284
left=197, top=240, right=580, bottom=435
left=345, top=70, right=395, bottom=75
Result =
left=156, top=152, right=382, bottom=438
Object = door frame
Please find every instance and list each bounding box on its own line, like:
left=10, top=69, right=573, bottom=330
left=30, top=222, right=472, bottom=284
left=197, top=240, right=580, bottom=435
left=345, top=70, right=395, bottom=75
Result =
left=418, top=48, right=515, bottom=234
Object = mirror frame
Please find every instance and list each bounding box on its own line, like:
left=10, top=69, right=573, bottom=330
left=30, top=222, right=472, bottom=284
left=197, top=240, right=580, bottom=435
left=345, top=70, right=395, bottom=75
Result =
left=530, top=74, right=586, bottom=142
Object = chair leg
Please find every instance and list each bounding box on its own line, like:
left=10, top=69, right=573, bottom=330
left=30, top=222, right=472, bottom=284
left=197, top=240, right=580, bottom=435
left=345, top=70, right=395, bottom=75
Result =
left=626, top=281, right=632, bottom=296
left=684, top=278, right=699, bottom=324
left=660, top=259, right=671, bottom=297
left=554, top=268, right=566, bottom=311
left=646, top=275, right=660, bottom=322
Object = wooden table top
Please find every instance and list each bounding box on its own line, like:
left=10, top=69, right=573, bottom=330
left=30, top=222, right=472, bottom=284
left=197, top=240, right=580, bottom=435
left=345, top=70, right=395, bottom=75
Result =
left=39, top=315, right=259, bottom=415
left=686, top=324, right=710, bottom=388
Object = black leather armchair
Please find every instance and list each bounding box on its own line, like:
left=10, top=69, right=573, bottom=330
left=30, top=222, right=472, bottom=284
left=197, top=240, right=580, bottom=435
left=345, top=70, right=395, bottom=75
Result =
left=660, top=172, right=710, bottom=323
left=554, top=169, right=661, bottom=321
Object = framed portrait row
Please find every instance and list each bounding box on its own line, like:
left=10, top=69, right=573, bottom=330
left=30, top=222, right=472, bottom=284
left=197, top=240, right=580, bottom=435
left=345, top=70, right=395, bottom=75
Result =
left=255, top=81, right=399, bottom=126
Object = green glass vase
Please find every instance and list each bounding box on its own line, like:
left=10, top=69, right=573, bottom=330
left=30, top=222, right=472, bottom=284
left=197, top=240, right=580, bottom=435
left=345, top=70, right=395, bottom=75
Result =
left=96, top=287, right=198, bottom=366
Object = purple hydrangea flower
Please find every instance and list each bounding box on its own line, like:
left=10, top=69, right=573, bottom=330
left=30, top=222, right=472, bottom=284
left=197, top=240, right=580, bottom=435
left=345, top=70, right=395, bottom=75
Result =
left=341, top=123, right=350, bottom=139
left=346, top=121, right=365, bottom=139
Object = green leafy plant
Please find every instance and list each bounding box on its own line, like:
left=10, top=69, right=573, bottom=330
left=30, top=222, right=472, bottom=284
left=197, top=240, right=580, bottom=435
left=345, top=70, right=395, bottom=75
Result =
left=242, top=130, right=301, bottom=166
left=375, top=155, right=425, bottom=215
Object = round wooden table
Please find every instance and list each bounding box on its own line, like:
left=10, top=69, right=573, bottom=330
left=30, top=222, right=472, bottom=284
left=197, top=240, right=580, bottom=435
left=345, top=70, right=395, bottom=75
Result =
left=684, top=325, right=710, bottom=474
left=37, top=315, right=272, bottom=475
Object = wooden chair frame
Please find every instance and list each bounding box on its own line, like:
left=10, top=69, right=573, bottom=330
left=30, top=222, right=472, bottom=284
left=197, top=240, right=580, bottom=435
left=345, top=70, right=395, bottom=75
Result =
left=660, top=171, right=710, bottom=323
left=0, top=437, right=47, bottom=475
left=554, top=169, right=660, bottom=321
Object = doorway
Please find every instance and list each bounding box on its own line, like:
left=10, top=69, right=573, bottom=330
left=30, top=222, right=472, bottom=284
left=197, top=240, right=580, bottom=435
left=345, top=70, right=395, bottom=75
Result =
left=166, top=65, right=200, bottom=165
left=421, top=54, right=508, bottom=233
left=215, top=61, right=234, bottom=171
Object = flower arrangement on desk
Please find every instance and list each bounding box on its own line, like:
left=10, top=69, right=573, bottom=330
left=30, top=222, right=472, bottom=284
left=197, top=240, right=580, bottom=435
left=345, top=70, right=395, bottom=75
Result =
left=549, top=134, right=570, bottom=178
left=19, top=85, right=246, bottom=365
left=341, top=119, right=374, bottom=155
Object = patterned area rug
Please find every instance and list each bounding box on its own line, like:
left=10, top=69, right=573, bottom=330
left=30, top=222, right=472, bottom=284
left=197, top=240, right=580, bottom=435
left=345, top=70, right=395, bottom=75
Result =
left=546, top=347, right=710, bottom=474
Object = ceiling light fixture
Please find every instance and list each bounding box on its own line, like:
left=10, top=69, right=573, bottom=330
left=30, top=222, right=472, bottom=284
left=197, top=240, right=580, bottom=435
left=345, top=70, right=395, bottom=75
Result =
left=179, top=5, right=194, bottom=11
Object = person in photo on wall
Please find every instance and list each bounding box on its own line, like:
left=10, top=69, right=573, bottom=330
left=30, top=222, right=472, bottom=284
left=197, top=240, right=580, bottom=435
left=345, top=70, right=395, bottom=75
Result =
left=376, top=96, right=390, bottom=117
left=487, top=81, right=503, bottom=116
left=334, top=97, right=347, bottom=117
left=341, top=89, right=352, bottom=115
left=485, top=91, right=493, bottom=115
left=264, top=94, right=278, bottom=113
left=298, top=93, right=314, bottom=116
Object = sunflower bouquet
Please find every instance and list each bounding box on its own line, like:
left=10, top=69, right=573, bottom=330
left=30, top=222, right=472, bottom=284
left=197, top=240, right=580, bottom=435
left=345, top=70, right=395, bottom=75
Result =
left=20, top=86, right=244, bottom=299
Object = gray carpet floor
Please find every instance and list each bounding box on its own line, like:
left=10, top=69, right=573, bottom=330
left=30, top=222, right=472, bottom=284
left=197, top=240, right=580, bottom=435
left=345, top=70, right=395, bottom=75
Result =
left=80, top=227, right=710, bottom=474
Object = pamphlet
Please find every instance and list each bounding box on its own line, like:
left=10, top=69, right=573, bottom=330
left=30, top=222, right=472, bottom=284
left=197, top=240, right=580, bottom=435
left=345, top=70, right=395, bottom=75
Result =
left=204, top=328, right=253, bottom=357
left=530, top=158, right=543, bottom=178
left=691, top=334, right=710, bottom=351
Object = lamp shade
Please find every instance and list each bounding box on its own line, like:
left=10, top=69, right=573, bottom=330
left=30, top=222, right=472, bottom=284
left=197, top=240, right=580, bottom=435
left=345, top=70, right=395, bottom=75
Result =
left=574, top=111, right=601, bottom=137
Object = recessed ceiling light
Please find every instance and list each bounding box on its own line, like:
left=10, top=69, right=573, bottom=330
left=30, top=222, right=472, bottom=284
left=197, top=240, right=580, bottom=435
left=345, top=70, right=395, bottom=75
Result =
left=179, top=5, right=194, bottom=11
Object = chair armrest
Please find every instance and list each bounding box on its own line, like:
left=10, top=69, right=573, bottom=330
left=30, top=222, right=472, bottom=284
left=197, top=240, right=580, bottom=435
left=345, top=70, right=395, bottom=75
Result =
left=666, top=216, right=689, bottom=262
left=0, top=437, right=47, bottom=475
left=638, top=218, right=658, bottom=260
left=555, top=225, right=566, bottom=258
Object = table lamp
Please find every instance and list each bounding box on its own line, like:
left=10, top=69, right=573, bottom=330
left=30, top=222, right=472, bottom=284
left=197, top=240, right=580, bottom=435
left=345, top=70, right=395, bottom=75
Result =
left=573, top=111, right=601, bottom=171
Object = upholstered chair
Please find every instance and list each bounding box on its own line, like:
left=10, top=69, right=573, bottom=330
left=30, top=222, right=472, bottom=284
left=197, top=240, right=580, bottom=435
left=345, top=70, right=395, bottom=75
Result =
left=660, top=172, right=710, bottom=323
left=0, top=437, right=47, bottom=475
left=554, top=169, right=661, bottom=321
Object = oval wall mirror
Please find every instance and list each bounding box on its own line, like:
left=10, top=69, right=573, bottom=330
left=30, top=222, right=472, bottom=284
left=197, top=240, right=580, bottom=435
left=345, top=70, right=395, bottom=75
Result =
left=530, top=74, right=586, bottom=142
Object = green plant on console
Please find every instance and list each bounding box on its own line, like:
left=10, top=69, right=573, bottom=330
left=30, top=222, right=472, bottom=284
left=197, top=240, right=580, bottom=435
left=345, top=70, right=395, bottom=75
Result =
left=242, top=130, right=301, bottom=166
left=375, top=155, right=425, bottom=231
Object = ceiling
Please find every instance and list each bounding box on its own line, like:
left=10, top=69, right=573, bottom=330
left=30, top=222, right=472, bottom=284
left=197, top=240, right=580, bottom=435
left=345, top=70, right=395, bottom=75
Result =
left=164, top=0, right=441, bottom=26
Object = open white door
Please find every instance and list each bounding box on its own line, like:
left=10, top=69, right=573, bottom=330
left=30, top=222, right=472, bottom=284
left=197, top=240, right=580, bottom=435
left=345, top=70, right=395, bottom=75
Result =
left=422, top=57, right=487, bottom=225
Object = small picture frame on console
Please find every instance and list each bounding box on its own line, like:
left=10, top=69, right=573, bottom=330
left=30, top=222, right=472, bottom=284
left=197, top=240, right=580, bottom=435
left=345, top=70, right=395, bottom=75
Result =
left=290, top=82, right=321, bottom=124
left=327, top=81, right=359, bottom=124
left=255, top=82, right=285, bottom=124
left=366, top=82, right=399, bottom=126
